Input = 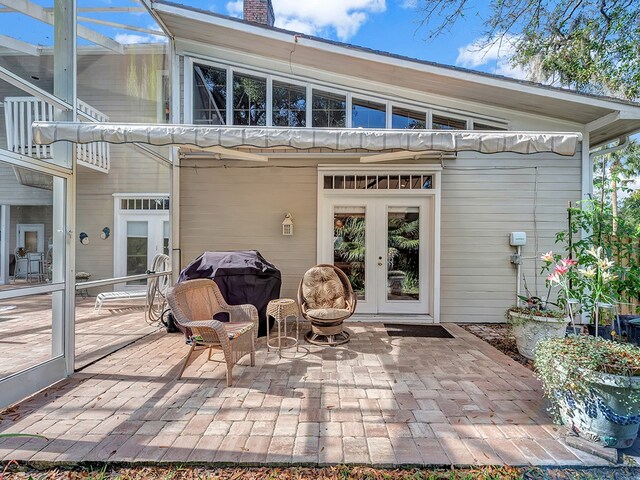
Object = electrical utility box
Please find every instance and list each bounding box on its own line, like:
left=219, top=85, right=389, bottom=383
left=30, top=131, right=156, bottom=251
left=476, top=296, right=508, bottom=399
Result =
left=510, top=232, right=527, bottom=246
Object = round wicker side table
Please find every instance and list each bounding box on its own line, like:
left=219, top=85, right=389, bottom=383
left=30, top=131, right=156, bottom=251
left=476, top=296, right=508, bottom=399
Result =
left=266, top=298, right=299, bottom=357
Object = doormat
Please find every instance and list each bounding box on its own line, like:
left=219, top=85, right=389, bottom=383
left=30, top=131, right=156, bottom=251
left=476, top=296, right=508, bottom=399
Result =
left=384, top=324, right=454, bottom=338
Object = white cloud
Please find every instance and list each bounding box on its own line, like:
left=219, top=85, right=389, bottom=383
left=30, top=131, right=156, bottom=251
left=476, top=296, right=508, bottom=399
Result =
left=400, top=0, right=417, bottom=8
left=227, top=0, right=385, bottom=41
left=456, top=35, right=528, bottom=80
left=225, top=0, right=243, bottom=17
left=114, top=32, right=167, bottom=45
left=115, top=33, right=153, bottom=44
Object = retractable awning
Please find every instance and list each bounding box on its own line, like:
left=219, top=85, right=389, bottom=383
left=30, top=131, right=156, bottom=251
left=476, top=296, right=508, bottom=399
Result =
left=32, top=122, right=582, bottom=156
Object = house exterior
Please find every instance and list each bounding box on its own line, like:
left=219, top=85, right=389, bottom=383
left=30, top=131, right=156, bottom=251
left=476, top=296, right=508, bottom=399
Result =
left=2, top=0, right=640, bottom=325
left=150, top=0, right=638, bottom=323
left=1, top=0, right=640, bottom=410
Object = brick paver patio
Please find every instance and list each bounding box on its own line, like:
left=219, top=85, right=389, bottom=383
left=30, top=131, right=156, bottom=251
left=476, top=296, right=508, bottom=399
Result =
left=0, top=322, right=611, bottom=466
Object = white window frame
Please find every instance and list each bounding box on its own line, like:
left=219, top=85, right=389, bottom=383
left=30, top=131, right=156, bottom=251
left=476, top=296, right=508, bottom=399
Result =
left=183, top=53, right=510, bottom=131
left=350, top=94, right=390, bottom=129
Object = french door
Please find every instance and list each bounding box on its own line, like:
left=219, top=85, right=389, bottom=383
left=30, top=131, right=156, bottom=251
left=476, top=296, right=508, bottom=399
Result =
left=322, top=196, right=430, bottom=315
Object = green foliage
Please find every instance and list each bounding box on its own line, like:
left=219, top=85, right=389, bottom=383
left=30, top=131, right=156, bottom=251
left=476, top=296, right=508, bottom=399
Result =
left=333, top=214, right=420, bottom=296
left=413, top=0, right=640, bottom=99
left=557, top=198, right=640, bottom=317
left=535, top=335, right=640, bottom=419
left=621, top=190, right=640, bottom=236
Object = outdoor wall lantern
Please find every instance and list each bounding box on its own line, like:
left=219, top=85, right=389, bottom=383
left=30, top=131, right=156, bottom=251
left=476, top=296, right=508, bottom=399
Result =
left=79, top=232, right=90, bottom=245
left=101, top=227, right=111, bottom=240
left=282, top=213, right=293, bottom=236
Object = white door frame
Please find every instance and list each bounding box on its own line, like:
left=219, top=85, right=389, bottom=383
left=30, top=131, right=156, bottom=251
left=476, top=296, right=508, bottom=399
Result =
left=16, top=223, right=46, bottom=277
left=317, top=165, right=441, bottom=321
left=17, top=223, right=46, bottom=252
left=113, top=194, right=170, bottom=290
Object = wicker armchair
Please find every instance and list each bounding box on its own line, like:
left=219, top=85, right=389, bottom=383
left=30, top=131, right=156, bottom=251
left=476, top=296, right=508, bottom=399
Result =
left=298, top=264, right=357, bottom=346
left=166, top=278, right=258, bottom=386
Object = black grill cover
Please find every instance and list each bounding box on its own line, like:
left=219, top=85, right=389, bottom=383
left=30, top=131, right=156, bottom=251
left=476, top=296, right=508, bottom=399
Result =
left=177, top=250, right=281, bottom=337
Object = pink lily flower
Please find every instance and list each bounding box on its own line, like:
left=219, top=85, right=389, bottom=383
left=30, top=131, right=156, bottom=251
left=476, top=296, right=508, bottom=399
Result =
left=560, top=258, right=577, bottom=267
left=541, top=251, right=554, bottom=263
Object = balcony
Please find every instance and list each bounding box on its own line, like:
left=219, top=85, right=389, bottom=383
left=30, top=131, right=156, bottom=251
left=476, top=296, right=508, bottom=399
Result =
left=3, top=96, right=110, bottom=173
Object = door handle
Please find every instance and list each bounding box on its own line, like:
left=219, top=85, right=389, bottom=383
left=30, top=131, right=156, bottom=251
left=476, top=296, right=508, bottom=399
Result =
left=378, top=255, right=383, bottom=266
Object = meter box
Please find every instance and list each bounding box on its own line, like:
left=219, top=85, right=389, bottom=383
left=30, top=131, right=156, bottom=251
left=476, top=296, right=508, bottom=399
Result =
left=510, top=232, right=527, bottom=246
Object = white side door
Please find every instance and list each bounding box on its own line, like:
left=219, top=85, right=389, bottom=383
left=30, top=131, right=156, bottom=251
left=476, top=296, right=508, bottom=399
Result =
left=114, top=211, right=169, bottom=291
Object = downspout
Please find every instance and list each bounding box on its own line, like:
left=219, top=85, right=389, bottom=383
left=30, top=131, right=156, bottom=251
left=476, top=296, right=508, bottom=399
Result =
left=589, top=136, right=629, bottom=162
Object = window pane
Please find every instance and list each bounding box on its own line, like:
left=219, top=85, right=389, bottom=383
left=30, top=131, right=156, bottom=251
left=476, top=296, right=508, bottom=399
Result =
left=233, top=73, right=267, bottom=126
left=352, top=98, right=386, bottom=128
left=273, top=81, right=306, bottom=127
left=193, top=64, right=227, bottom=125
left=312, top=89, right=346, bottom=127
left=432, top=114, right=467, bottom=130
left=392, top=107, right=426, bottom=129
left=474, top=122, right=507, bottom=131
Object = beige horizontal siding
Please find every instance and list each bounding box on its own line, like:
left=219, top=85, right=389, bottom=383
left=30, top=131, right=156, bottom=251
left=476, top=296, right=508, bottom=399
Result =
left=179, top=154, right=580, bottom=323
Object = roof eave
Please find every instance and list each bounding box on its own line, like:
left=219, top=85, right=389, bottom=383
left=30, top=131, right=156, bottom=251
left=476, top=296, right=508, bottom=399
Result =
left=151, top=0, right=640, bottom=116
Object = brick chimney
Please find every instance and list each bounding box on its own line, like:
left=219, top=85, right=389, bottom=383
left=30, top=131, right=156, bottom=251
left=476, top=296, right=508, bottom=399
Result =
left=244, top=0, right=275, bottom=27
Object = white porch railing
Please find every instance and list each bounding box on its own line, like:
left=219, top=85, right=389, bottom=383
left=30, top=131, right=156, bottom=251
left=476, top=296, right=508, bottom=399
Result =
left=3, top=96, right=110, bottom=173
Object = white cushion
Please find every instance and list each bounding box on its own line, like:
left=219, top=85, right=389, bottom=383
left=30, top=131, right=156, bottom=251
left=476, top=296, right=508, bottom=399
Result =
left=306, top=308, right=351, bottom=320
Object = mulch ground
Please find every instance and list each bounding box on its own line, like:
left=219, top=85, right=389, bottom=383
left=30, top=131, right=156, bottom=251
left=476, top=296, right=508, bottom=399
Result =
left=2, top=465, right=640, bottom=480
left=461, top=323, right=534, bottom=371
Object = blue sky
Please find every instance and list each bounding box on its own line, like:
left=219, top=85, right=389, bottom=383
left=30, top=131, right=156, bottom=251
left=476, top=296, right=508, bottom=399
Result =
left=0, top=0, right=523, bottom=79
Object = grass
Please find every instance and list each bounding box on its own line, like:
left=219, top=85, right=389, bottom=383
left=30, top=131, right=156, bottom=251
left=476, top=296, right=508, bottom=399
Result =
left=1, top=466, right=639, bottom=480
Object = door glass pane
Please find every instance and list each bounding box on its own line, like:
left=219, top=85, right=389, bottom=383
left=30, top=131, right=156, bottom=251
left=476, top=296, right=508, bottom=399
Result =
left=387, top=207, right=420, bottom=301
left=126, top=221, right=148, bottom=285
left=333, top=207, right=366, bottom=300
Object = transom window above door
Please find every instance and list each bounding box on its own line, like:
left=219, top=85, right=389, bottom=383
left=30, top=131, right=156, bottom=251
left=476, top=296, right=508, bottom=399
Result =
left=323, top=174, right=433, bottom=190
left=189, top=60, right=508, bottom=131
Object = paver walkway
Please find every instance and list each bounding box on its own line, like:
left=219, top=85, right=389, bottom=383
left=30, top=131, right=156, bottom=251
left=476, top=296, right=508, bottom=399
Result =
left=0, top=323, right=611, bottom=466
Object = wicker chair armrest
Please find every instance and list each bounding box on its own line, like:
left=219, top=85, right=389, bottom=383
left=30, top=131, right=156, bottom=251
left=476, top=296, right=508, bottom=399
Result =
left=227, top=304, right=259, bottom=328
left=180, top=319, right=231, bottom=350
left=347, top=291, right=358, bottom=313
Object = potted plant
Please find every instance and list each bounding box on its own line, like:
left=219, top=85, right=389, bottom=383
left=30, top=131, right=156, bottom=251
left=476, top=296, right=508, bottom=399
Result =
left=536, top=334, right=640, bottom=448
left=507, top=301, right=570, bottom=360
left=506, top=253, right=573, bottom=360
left=387, top=270, right=406, bottom=296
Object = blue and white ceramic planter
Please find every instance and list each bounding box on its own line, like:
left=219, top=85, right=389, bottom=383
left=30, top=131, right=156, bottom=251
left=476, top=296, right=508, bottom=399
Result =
left=556, top=369, right=640, bottom=448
